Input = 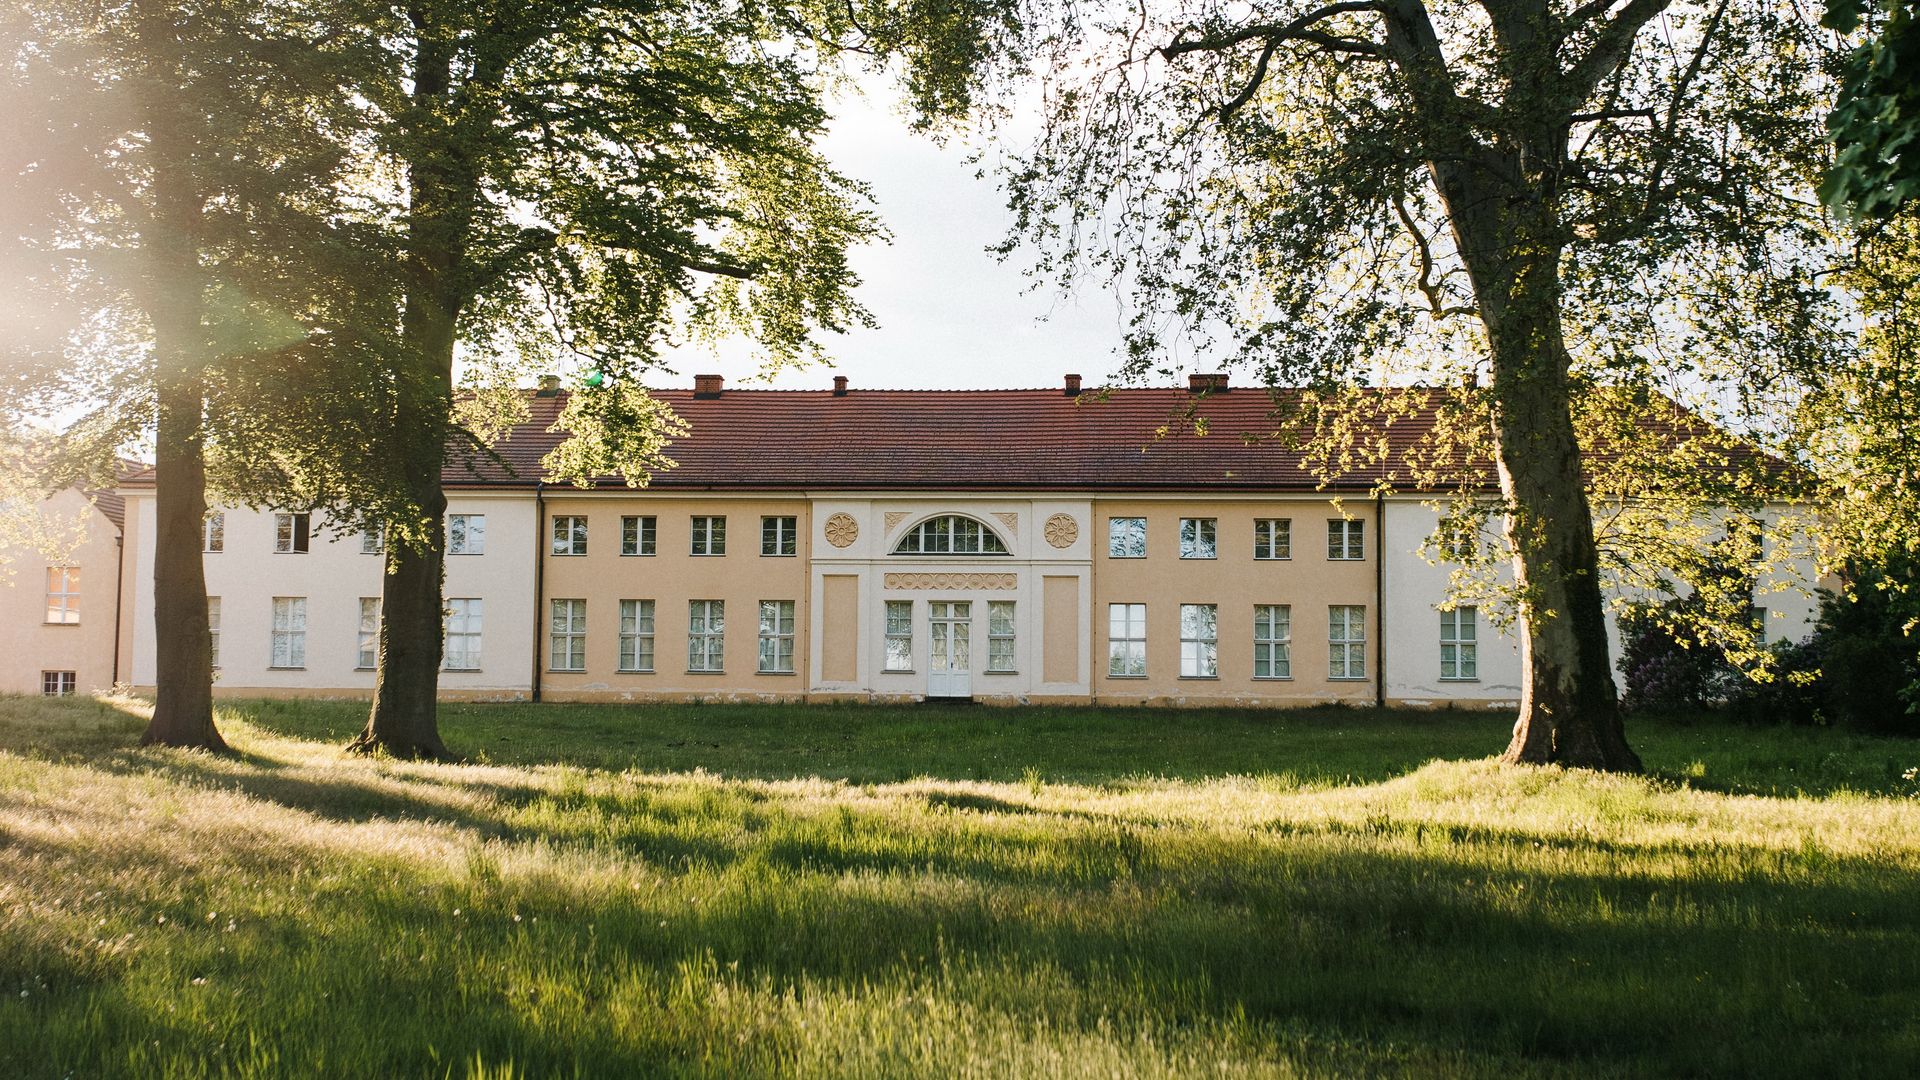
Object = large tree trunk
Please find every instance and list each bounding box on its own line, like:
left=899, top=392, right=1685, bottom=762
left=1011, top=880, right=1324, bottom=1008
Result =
left=139, top=5, right=225, bottom=752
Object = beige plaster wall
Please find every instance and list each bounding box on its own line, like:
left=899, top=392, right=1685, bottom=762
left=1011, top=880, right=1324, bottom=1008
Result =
left=0, top=489, right=121, bottom=695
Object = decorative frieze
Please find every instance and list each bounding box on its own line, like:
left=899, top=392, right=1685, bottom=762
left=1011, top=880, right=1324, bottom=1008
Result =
left=883, top=572, right=1018, bottom=591
left=824, top=513, right=859, bottom=548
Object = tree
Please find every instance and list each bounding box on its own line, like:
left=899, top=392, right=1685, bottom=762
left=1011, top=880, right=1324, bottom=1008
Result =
left=1821, top=0, right=1919, bottom=219
left=989, top=0, right=1841, bottom=770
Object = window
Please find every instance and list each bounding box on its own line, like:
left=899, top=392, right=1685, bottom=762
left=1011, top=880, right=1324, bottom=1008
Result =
left=1440, top=607, right=1478, bottom=681
left=1179, top=518, right=1217, bottom=559
left=270, top=597, right=307, bottom=668
left=1180, top=604, right=1218, bottom=677
left=1327, top=519, right=1365, bottom=561
left=618, top=599, right=655, bottom=672
left=1254, top=519, right=1292, bottom=560
left=1108, top=603, right=1147, bottom=677
left=1108, top=517, right=1146, bottom=558
left=207, top=597, right=221, bottom=670
left=884, top=600, right=913, bottom=671
left=41, top=671, right=75, bottom=697
left=448, top=514, right=486, bottom=555
left=361, top=529, right=384, bottom=555
left=1749, top=605, right=1768, bottom=645
left=987, top=601, right=1016, bottom=672
left=203, top=513, right=224, bottom=553
left=621, top=516, right=656, bottom=556
left=893, top=515, right=1009, bottom=555
left=1329, top=605, right=1367, bottom=679
left=762, top=516, right=798, bottom=556
left=1441, top=526, right=1476, bottom=561
left=688, top=600, right=725, bottom=671
left=356, top=597, right=381, bottom=669
left=551, top=515, right=588, bottom=556
left=550, top=599, right=587, bottom=671
left=1254, top=605, right=1292, bottom=679
left=691, top=516, right=727, bottom=556
left=274, top=513, right=310, bottom=553
left=758, top=600, right=796, bottom=673
left=44, top=566, right=79, bottom=624
left=444, top=599, right=483, bottom=671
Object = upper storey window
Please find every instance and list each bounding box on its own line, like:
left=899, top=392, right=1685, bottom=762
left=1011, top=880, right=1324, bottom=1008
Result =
left=893, top=515, right=1010, bottom=555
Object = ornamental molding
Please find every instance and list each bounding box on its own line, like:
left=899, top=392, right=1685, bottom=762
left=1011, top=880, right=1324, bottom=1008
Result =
left=883, top=511, right=910, bottom=533
left=992, top=512, right=1019, bottom=537
left=1043, top=513, right=1078, bottom=549
left=824, top=513, right=859, bottom=548
left=883, top=572, right=1018, bottom=591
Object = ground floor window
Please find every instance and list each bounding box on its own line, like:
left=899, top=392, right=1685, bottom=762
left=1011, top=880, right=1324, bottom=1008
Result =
left=987, top=601, right=1016, bottom=672
left=357, top=597, right=381, bottom=669
left=1108, top=603, right=1146, bottom=677
left=208, top=597, right=222, bottom=670
left=1329, top=605, right=1367, bottom=680
left=550, top=599, right=587, bottom=671
left=444, top=598, right=483, bottom=671
left=619, top=599, right=655, bottom=672
left=689, top=600, right=725, bottom=671
left=42, top=671, right=75, bottom=697
left=1254, top=604, right=1291, bottom=679
left=884, top=600, right=913, bottom=671
left=1180, top=603, right=1218, bottom=677
left=1440, top=606, right=1477, bottom=681
left=758, top=600, right=796, bottom=673
left=270, top=597, right=307, bottom=669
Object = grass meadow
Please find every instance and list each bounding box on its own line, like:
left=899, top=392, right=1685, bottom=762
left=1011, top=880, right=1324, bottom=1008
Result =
left=2, top=695, right=1918, bottom=1078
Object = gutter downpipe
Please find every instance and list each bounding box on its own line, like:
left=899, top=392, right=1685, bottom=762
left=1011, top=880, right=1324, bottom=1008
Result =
left=532, top=480, right=545, bottom=704
left=112, top=530, right=125, bottom=686
left=1375, top=491, right=1386, bottom=709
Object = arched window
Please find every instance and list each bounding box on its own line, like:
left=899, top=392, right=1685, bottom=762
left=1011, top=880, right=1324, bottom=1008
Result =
left=893, top=515, right=1010, bottom=555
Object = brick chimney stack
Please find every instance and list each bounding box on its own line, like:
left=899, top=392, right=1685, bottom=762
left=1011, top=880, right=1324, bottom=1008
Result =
left=693, top=373, right=724, bottom=398
left=833, top=375, right=849, bottom=396
left=1063, top=373, right=1082, bottom=396
left=1188, top=372, right=1228, bottom=393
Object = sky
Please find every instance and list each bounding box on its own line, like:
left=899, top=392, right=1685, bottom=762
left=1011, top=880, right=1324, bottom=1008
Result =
left=654, top=84, right=1147, bottom=393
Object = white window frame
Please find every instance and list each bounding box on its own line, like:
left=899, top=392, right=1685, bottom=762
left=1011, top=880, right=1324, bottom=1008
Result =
left=621, top=516, right=656, bottom=556
left=1107, top=517, right=1147, bottom=558
left=1440, top=606, right=1478, bottom=681
left=202, top=513, right=224, bottom=553
left=757, top=600, right=796, bottom=673
left=448, top=514, right=486, bottom=555
left=1254, top=604, right=1292, bottom=679
left=207, top=596, right=221, bottom=670
left=618, top=599, right=655, bottom=672
left=688, top=600, right=725, bottom=671
left=44, top=566, right=79, bottom=624
left=1329, top=605, right=1367, bottom=680
left=884, top=600, right=914, bottom=672
left=274, top=512, right=310, bottom=554
left=356, top=597, right=381, bottom=669
left=1179, top=518, right=1217, bottom=559
left=1179, top=603, right=1218, bottom=678
left=443, top=598, right=483, bottom=671
left=761, top=516, right=798, bottom=557
left=550, top=598, right=587, bottom=671
left=1254, top=519, right=1292, bottom=560
left=892, top=515, right=1009, bottom=555
left=987, top=600, right=1016, bottom=673
left=361, top=528, right=384, bottom=555
left=1327, top=519, right=1365, bottom=561
left=690, top=516, right=727, bottom=556
left=1108, top=603, right=1147, bottom=677
left=270, top=597, right=307, bottom=669
left=551, top=515, right=588, bottom=556
left=41, top=671, right=76, bottom=697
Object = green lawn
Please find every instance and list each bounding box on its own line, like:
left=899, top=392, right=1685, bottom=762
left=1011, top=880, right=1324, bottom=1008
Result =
left=2, top=697, right=1917, bottom=1078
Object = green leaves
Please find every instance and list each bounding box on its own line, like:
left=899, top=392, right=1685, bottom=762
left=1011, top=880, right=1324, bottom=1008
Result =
left=1822, top=0, right=1920, bottom=220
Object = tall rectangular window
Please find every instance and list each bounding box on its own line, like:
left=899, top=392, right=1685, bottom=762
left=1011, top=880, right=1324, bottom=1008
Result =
left=1327, top=519, right=1365, bottom=561
left=448, top=514, right=486, bottom=555
left=1179, top=518, right=1217, bottom=559
left=207, top=596, right=221, bottom=670
left=1254, top=605, right=1292, bottom=679
left=884, top=600, right=913, bottom=671
left=688, top=600, right=725, bottom=671
left=1254, top=519, right=1292, bottom=560
left=361, top=529, right=384, bottom=555
left=550, top=599, right=587, bottom=671
left=551, top=515, right=588, bottom=556
left=1180, top=603, right=1218, bottom=677
left=274, top=513, right=310, bottom=553
left=758, top=600, right=796, bottom=673
left=444, top=599, right=483, bottom=671
left=203, top=513, right=224, bottom=553
left=621, top=516, right=656, bottom=556
left=1440, top=607, right=1478, bottom=680
left=1329, top=605, right=1367, bottom=679
left=1108, top=517, right=1146, bottom=558
left=1441, top=526, right=1476, bottom=561
left=691, top=516, right=726, bottom=556
left=619, top=599, right=655, bottom=672
left=41, top=671, right=75, bottom=697
left=1108, top=603, right=1147, bottom=677
left=987, top=601, right=1016, bottom=672
left=270, top=597, right=307, bottom=668
left=356, top=597, right=381, bottom=669
left=44, top=566, right=79, bottom=624
left=761, top=516, right=798, bottom=556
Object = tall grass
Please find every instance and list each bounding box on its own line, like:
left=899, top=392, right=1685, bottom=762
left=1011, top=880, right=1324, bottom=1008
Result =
left=2, top=695, right=1917, bottom=1078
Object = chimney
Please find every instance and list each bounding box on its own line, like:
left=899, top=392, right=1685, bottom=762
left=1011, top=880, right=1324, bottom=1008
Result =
left=535, top=374, right=561, bottom=397
left=833, top=375, right=849, bottom=396
left=693, top=373, right=723, bottom=398
left=1063, top=373, right=1082, bottom=397
left=1188, top=372, right=1228, bottom=393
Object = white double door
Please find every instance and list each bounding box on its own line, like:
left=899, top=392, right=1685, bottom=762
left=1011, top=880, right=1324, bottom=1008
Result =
left=926, top=600, right=973, bottom=698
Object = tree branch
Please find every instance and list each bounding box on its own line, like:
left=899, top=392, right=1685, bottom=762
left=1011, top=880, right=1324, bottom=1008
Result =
left=1160, top=2, right=1387, bottom=59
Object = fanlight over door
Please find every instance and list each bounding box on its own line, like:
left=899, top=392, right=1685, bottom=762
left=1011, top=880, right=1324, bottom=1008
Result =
left=893, top=515, right=1010, bottom=555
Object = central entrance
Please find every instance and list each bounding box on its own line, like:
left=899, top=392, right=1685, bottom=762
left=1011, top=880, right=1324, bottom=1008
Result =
left=927, top=601, right=972, bottom=698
